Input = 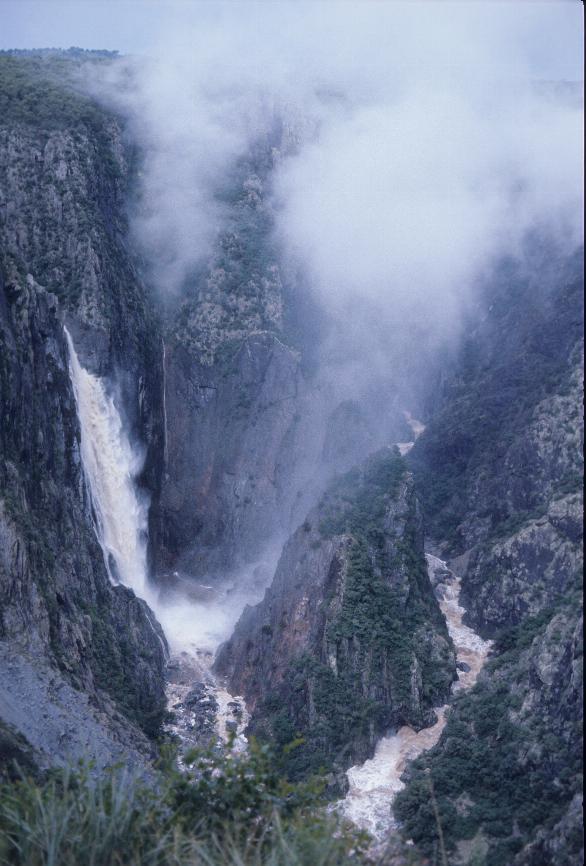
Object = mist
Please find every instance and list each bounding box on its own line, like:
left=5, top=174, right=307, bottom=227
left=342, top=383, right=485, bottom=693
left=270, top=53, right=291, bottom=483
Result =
left=88, top=2, right=582, bottom=363
left=82, top=0, right=585, bottom=595
left=276, top=79, right=582, bottom=345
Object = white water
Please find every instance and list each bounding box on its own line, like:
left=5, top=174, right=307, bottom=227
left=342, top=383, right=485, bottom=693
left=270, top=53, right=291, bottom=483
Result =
left=397, top=411, right=426, bottom=456
left=65, top=328, right=263, bottom=749
left=65, top=328, right=157, bottom=608
left=155, top=544, right=281, bottom=657
left=159, top=549, right=279, bottom=754
left=340, top=554, right=492, bottom=839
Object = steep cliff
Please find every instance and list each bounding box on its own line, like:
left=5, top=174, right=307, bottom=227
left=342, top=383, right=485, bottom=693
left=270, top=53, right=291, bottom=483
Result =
left=154, top=132, right=315, bottom=580
left=154, top=127, right=411, bottom=582
left=0, top=266, right=167, bottom=770
left=0, top=52, right=167, bottom=772
left=397, top=244, right=584, bottom=864
left=158, top=332, right=306, bottom=579
left=0, top=51, right=166, bottom=564
left=215, top=450, right=456, bottom=782
left=409, top=245, right=583, bottom=568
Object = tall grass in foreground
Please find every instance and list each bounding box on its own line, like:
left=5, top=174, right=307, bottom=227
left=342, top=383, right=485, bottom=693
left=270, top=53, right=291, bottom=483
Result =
left=0, top=743, right=422, bottom=866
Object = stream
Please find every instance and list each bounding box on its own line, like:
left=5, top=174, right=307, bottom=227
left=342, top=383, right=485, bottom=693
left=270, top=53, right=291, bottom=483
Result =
left=339, top=554, right=492, bottom=838
left=65, top=346, right=483, bottom=828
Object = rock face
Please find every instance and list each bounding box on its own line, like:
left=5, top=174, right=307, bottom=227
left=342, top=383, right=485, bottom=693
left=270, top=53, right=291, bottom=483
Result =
left=156, top=332, right=307, bottom=578
left=0, top=53, right=167, bottom=772
left=153, top=128, right=325, bottom=581
left=0, top=52, right=166, bottom=569
left=154, top=125, right=412, bottom=583
left=398, top=244, right=584, bottom=865
left=409, top=246, right=583, bottom=567
left=460, top=491, right=582, bottom=635
left=395, top=592, right=583, bottom=866
left=215, top=450, right=456, bottom=782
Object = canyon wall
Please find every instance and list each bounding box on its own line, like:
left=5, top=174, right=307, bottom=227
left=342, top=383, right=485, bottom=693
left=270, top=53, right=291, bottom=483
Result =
left=216, top=450, right=456, bottom=784
left=397, top=245, right=584, bottom=865
left=0, top=53, right=167, bottom=772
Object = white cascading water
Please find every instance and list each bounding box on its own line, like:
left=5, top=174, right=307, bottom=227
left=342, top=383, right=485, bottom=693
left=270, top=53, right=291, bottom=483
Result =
left=65, top=327, right=252, bottom=748
left=65, top=328, right=157, bottom=609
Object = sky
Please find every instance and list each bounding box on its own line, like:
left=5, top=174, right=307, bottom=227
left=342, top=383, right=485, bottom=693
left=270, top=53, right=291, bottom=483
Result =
left=0, top=0, right=583, bottom=82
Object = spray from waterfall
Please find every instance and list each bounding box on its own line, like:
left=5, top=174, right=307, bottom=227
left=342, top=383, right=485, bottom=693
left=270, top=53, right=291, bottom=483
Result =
left=64, top=328, right=158, bottom=611
left=64, top=326, right=271, bottom=663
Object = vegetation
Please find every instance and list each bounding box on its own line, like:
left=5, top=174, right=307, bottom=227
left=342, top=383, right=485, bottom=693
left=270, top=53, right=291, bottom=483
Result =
left=317, top=449, right=406, bottom=538
left=0, top=740, right=420, bottom=866
left=170, top=136, right=285, bottom=364
left=394, top=588, right=584, bottom=866
left=0, top=51, right=116, bottom=131
left=408, top=248, right=584, bottom=552
left=258, top=451, right=454, bottom=781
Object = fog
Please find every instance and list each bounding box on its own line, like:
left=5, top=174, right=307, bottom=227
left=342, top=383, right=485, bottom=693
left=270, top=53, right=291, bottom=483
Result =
left=86, top=1, right=582, bottom=366
left=5, top=0, right=583, bottom=671
left=82, top=1, right=583, bottom=550
left=276, top=80, right=582, bottom=344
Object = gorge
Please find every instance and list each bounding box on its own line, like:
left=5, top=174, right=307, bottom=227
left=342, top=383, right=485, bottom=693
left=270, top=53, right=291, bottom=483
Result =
left=0, top=15, right=583, bottom=866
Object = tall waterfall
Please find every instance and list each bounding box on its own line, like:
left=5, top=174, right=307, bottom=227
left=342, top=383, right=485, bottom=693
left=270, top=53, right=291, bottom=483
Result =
left=65, top=328, right=156, bottom=609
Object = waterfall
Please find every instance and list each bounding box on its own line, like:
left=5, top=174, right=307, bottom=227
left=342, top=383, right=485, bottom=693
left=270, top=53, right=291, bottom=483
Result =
left=65, top=327, right=256, bottom=750
left=65, top=328, right=156, bottom=610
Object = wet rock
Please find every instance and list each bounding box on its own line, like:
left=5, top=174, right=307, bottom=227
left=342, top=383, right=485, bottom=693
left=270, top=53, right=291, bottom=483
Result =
left=0, top=79, right=168, bottom=769
left=215, top=449, right=456, bottom=776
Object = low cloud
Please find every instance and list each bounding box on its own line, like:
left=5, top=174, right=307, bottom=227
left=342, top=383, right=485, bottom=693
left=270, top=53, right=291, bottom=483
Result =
left=91, top=1, right=583, bottom=356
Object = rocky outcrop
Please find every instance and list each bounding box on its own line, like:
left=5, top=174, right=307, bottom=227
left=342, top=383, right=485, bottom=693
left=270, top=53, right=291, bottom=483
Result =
left=153, top=128, right=322, bottom=580
left=460, top=491, right=583, bottom=635
left=154, top=123, right=414, bottom=583
left=395, top=593, right=583, bottom=866
left=0, top=265, right=167, bottom=768
left=156, top=332, right=307, bottom=578
left=215, top=450, right=456, bottom=782
left=409, top=245, right=583, bottom=560
left=397, top=243, right=584, bottom=864
left=0, top=55, right=167, bottom=772
left=0, top=647, right=160, bottom=776
left=0, top=52, right=166, bottom=575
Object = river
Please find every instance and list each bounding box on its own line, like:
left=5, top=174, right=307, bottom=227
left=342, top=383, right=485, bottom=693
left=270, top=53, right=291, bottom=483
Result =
left=339, top=554, right=492, bottom=838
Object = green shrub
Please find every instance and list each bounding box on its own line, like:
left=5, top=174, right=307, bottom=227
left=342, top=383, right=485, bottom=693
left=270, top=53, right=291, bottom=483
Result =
left=393, top=598, right=584, bottom=864
left=0, top=747, right=385, bottom=866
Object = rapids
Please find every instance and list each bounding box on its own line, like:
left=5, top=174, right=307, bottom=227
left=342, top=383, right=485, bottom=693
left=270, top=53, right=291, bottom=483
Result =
left=339, top=554, right=492, bottom=838
left=65, top=329, right=250, bottom=753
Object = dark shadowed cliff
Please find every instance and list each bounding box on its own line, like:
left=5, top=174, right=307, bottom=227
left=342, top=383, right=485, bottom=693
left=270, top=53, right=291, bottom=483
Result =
left=396, top=244, right=584, bottom=865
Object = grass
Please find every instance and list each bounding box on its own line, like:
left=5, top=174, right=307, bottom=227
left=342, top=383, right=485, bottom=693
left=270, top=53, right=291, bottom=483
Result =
left=0, top=770, right=362, bottom=866
left=0, top=737, right=425, bottom=866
